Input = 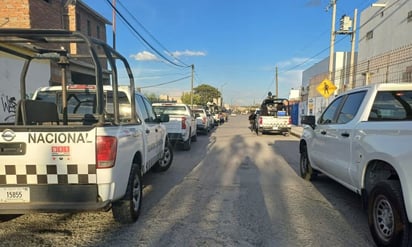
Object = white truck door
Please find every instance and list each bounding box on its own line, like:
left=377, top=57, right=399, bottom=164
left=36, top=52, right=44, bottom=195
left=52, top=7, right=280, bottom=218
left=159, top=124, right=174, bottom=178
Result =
left=141, top=97, right=164, bottom=155
left=135, top=95, right=158, bottom=171
left=312, top=91, right=366, bottom=187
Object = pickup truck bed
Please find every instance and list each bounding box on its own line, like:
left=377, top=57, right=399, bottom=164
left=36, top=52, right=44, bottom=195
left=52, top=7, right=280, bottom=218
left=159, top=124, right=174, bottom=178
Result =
left=152, top=103, right=197, bottom=150
left=256, top=96, right=291, bottom=135
left=257, top=115, right=291, bottom=135
left=0, top=29, right=173, bottom=225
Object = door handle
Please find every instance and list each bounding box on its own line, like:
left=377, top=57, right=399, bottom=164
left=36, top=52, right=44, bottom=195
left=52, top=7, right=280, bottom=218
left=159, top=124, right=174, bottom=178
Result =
left=321, top=131, right=326, bottom=135
left=146, top=129, right=150, bottom=134
left=341, top=132, right=350, bottom=137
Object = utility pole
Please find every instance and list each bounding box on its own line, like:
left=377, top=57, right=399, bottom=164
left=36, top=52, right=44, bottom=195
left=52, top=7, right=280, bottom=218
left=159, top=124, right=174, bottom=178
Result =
left=327, top=0, right=337, bottom=82
left=335, top=8, right=357, bottom=91
left=350, top=9, right=357, bottom=90
left=275, top=66, right=278, bottom=98
left=191, top=64, right=194, bottom=108
left=112, top=0, right=116, bottom=49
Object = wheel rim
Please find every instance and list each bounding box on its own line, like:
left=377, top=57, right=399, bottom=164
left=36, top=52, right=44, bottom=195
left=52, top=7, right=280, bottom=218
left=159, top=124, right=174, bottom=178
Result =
left=159, top=146, right=171, bottom=167
left=132, top=173, right=141, bottom=212
left=373, top=194, right=394, bottom=241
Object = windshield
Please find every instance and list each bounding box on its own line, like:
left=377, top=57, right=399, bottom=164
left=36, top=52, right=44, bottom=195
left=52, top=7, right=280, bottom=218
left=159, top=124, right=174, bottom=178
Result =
left=35, top=91, right=130, bottom=115
left=153, top=105, right=187, bottom=115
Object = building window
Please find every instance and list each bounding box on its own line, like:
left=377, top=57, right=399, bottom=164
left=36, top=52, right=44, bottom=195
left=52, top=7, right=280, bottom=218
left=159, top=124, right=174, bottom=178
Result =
left=96, top=25, right=100, bottom=39
left=76, top=13, right=81, bottom=31
left=366, top=30, right=373, bottom=40
left=408, top=11, right=412, bottom=23
left=402, top=66, right=412, bottom=82
left=87, top=20, right=91, bottom=36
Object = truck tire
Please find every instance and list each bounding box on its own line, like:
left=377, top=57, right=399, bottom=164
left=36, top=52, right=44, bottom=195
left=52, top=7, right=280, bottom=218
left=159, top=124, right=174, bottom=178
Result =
left=368, top=180, right=412, bottom=246
left=191, top=131, right=197, bottom=142
left=112, top=163, right=142, bottom=224
left=299, top=146, right=316, bottom=181
left=182, top=135, right=191, bottom=150
left=152, top=141, right=174, bottom=172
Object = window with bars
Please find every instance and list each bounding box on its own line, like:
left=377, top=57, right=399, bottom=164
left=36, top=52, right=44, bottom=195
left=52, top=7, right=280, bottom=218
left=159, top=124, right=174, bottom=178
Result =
left=76, top=13, right=81, bottom=31
left=96, top=25, right=100, bottom=39
left=366, top=30, right=373, bottom=40
left=87, top=20, right=91, bottom=36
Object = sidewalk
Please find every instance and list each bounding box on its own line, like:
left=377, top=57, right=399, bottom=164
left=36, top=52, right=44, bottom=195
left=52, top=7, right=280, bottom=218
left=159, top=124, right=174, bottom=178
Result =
left=290, top=125, right=303, bottom=138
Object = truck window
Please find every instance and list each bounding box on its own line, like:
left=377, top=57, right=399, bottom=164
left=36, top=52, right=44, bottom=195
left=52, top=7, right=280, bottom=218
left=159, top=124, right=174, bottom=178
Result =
left=142, top=97, right=157, bottom=123
left=318, top=96, right=344, bottom=125
left=152, top=106, right=187, bottom=115
left=136, top=95, right=149, bottom=122
left=369, top=91, right=412, bottom=121
left=336, top=91, right=366, bottom=124
left=36, top=91, right=97, bottom=114
left=37, top=91, right=130, bottom=116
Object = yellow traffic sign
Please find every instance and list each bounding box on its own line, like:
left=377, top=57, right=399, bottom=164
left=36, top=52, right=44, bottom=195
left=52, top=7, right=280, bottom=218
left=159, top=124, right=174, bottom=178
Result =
left=317, top=79, right=337, bottom=98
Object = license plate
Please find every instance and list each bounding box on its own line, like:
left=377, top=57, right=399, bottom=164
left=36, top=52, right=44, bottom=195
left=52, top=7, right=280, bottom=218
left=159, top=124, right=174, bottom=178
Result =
left=272, top=126, right=278, bottom=130
left=0, top=187, right=30, bottom=203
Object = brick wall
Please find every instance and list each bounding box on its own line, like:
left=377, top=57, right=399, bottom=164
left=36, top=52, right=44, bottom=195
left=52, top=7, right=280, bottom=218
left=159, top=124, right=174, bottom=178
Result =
left=0, top=0, right=63, bottom=29
left=0, top=0, right=31, bottom=28
left=29, top=0, right=63, bottom=29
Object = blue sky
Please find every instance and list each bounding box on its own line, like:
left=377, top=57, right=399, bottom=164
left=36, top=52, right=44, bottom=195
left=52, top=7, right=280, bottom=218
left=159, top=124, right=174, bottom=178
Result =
left=83, top=0, right=375, bottom=105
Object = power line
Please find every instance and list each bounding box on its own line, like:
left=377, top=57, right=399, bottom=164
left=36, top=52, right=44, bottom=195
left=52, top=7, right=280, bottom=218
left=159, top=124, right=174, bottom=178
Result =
left=105, top=0, right=190, bottom=68
left=279, top=2, right=373, bottom=74
left=139, top=75, right=191, bottom=89
left=116, top=0, right=190, bottom=68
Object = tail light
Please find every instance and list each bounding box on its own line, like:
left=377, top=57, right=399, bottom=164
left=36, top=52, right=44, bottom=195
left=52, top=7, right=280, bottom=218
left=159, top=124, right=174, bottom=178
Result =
left=181, top=117, right=187, bottom=129
left=288, top=117, right=292, bottom=124
left=202, top=117, right=207, bottom=124
left=96, top=136, right=117, bottom=168
left=259, top=116, right=263, bottom=124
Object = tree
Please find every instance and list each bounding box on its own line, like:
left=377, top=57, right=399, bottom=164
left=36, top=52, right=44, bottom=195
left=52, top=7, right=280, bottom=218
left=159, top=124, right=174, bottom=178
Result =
left=193, top=84, right=221, bottom=106
left=181, top=92, right=201, bottom=105
left=144, top=92, right=159, bottom=103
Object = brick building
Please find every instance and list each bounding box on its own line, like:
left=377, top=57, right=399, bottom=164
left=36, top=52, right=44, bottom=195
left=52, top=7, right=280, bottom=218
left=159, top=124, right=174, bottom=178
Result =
left=0, top=0, right=111, bottom=85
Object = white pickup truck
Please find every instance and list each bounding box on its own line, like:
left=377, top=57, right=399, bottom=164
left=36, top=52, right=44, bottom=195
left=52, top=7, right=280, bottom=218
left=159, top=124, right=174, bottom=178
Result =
left=152, top=103, right=197, bottom=150
left=256, top=94, right=291, bottom=136
left=0, top=29, right=173, bottom=224
left=300, top=83, right=412, bottom=246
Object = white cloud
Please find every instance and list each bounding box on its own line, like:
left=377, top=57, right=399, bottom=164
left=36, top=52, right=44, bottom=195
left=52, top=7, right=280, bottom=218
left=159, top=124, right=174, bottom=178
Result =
left=277, top=57, right=317, bottom=69
left=130, top=51, right=159, bottom=61
left=130, top=49, right=206, bottom=61
left=169, top=49, right=206, bottom=58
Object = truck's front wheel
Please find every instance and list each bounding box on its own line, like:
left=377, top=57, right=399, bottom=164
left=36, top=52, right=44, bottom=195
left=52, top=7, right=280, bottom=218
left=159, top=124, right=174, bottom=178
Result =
left=112, top=163, right=142, bottom=224
left=368, top=181, right=412, bottom=246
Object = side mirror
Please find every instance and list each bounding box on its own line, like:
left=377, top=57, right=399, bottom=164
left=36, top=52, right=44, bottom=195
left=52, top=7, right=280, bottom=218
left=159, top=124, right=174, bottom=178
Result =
left=301, top=115, right=316, bottom=129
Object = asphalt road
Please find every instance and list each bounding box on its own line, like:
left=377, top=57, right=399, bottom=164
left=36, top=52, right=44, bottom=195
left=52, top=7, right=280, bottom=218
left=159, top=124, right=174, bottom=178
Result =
left=0, top=115, right=376, bottom=247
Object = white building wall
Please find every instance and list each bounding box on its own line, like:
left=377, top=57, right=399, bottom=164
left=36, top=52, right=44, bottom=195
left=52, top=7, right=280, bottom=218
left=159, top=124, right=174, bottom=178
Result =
left=300, top=52, right=355, bottom=120
left=0, top=54, right=50, bottom=122
left=357, top=0, right=412, bottom=85
left=302, top=57, right=329, bottom=89
left=359, top=0, right=412, bottom=61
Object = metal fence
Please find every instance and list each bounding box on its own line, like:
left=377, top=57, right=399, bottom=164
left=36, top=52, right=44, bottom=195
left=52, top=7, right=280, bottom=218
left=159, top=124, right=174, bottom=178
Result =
left=304, top=43, right=412, bottom=99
